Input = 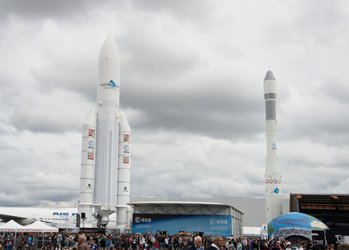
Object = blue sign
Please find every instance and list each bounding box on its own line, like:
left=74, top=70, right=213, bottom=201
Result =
left=132, top=214, right=233, bottom=236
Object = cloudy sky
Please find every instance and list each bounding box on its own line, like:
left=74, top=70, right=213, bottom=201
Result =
left=1, top=0, right=349, bottom=207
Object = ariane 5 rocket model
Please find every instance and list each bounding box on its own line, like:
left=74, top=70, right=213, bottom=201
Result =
left=79, top=35, right=132, bottom=229
left=264, top=70, right=282, bottom=223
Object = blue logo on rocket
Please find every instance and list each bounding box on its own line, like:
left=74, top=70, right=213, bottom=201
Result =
left=110, top=80, right=117, bottom=88
left=100, top=80, right=119, bottom=89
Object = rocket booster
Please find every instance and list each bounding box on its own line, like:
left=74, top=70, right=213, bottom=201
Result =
left=79, top=108, right=96, bottom=226
left=79, top=35, right=131, bottom=229
left=264, top=70, right=282, bottom=223
left=117, top=112, right=132, bottom=228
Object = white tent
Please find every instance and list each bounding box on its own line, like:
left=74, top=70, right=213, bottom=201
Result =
left=243, top=226, right=262, bottom=237
left=0, top=219, right=25, bottom=232
left=23, top=220, right=58, bottom=232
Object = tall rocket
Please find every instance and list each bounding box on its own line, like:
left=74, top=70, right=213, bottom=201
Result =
left=264, top=70, right=282, bottom=223
left=79, top=35, right=132, bottom=229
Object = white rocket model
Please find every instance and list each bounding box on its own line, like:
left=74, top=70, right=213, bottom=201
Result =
left=264, top=70, right=282, bottom=223
left=79, top=35, right=132, bottom=229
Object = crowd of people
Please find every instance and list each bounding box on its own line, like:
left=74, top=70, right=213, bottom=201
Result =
left=0, top=231, right=347, bottom=250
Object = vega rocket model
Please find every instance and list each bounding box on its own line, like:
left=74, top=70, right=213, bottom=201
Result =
left=79, top=35, right=132, bottom=229
left=264, top=70, right=282, bottom=223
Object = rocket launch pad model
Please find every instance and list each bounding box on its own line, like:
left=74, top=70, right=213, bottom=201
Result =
left=264, top=71, right=282, bottom=223
left=79, top=35, right=132, bottom=229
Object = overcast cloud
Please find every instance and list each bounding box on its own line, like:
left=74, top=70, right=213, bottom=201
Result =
left=0, top=0, right=349, bottom=207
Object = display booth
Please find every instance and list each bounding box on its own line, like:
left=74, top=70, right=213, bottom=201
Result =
left=268, top=212, right=328, bottom=243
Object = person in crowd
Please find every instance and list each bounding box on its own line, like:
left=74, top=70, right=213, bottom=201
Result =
left=272, top=240, right=281, bottom=250
left=285, top=241, right=292, bottom=250
left=236, top=239, right=243, bottom=250
left=338, top=243, right=349, bottom=250
left=190, top=236, right=204, bottom=250
left=241, top=238, right=248, bottom=250
left=78, top=234, right=91, bottom=250
left=207, top=236, right=225, bottom=250
left=164, top=236, right=170, bottom=249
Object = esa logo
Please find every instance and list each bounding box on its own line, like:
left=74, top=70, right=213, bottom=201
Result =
left=88, top=140, right=95, bottom=149
left=209, top=218, right=228, bottom=225
left=100, top=80, right=119, bottom=89
left=135, top=217, right=152, bottom=223
left=123, top=145, right=129, bottom=154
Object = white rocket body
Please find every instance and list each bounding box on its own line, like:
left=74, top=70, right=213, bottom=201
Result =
left=117, top=112, right=132, bottom=229
left=264, top=71, right=282, bottom=223
left=94, top=34, right=120, bottom=225
left=79, top=35, right=131, bottom=229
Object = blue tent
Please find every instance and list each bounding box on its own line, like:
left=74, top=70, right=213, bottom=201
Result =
left=268, top=212, right=328, bottom=240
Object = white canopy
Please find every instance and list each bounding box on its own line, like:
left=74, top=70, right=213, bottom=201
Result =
left=23, top=220, right=58, bottom=232
left=243, top=226, right=262, bottom=236
left=0, top=220, right=25, bottom=232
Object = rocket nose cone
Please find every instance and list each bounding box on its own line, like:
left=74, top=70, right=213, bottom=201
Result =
left=84, top=107, right=96, bottom=126
left=264, top=71, right=276, bottom=81
left=120, top=112, right=131, bottom=132
left=99, top=34, right=120, bottom=65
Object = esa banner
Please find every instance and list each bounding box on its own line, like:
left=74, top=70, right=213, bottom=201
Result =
left=132, top=214, right=233, bottom=236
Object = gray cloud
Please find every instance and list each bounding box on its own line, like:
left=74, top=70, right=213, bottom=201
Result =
left=321, top=78, right=349, bottom=104
left=129, top=0, right=214, bottom=23
left=0, top=0, right=99, bottom=20
left=8, top=89, right=90, bottom=133
left=0, top=132, right=81, bottom=206
left=126, top=88, right=264, bottom=139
